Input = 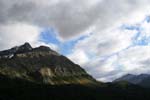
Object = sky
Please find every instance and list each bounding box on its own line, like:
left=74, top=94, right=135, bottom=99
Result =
left=0, top=0, right=150, bottom=82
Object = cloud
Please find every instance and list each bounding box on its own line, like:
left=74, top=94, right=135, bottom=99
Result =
left=67, top=15, right=150, bottom=82
left=1, top=0, right=150, bottom=82
left=1, top=0, right=150, bottom=40
left=0, top=22, right=58, bottom=51
left=72, top=27, right=137, bottom=57
left=0, top=0, right=101, bottom=39
left=68, top=49, right=89, bottom=66
left=0, top=22, right=41, bottom=50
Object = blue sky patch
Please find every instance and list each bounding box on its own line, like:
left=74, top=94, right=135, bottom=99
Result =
left=40, top=28, right=91, bottom=55
left=59, top=33, right=91, bottom=55
left=122, top=16, right=150, bottom=46
left=40, top=28, right=60, bottom=45
left=121, top=24, right=140, bottom=31
left=133, top=35, right=150, bottom=46
left=144, top=16, right=150, bottom=23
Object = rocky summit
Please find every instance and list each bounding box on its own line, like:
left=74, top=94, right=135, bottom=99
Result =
left=0, top=42, right=96, bottom=85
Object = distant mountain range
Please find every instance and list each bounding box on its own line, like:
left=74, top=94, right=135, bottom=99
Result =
left=0, top=42, right=150, bottom=100
left=114, top=74, right=150, bottom=88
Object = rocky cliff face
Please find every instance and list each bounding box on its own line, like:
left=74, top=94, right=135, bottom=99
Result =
left=0, top=42, right=96, bottom=85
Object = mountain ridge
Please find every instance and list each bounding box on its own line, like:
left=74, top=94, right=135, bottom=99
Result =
left=114, top=73, right=150, bottom=88
left=0, top=42, right=96, bottom=85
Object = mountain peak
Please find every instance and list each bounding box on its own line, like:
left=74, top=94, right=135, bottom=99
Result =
left=21, top=42, right=32, bottom=49
left=0, top=42, right=60, bottom=58
left=0, top=42, right=32, bottom=58
left=34, top=46, right=51, bottom=52
left=16, top=42, right=32, bottom=53
left=124, top=74, right=136, bottom=78
left=114, top=74, right=136, bottom=83
left=114, top=73, right=150, bottom=88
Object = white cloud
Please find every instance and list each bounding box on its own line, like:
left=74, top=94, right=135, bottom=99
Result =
left=118, top=46, right=150, bottom=74
left=74, top=27, right=137, bottom=57
left=68, top=49, right=89, bottom=66
left=0, top=22, right=41, bottom=50
left=0, top=22, right=58, bottom=51
left=67, top=15, right=150, bottom=82
left=84, top=46, right=150, bottom=82
left=1, top=0, right=150, bottom=40
left=1, top=0, right=150, bottom=82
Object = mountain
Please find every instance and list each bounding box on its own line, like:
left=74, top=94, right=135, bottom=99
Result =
left=114, top=74, right=150, bottom=88
left=0, top=43, right=150, bottom=100
left=0, top=42, right=96, bottom=85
